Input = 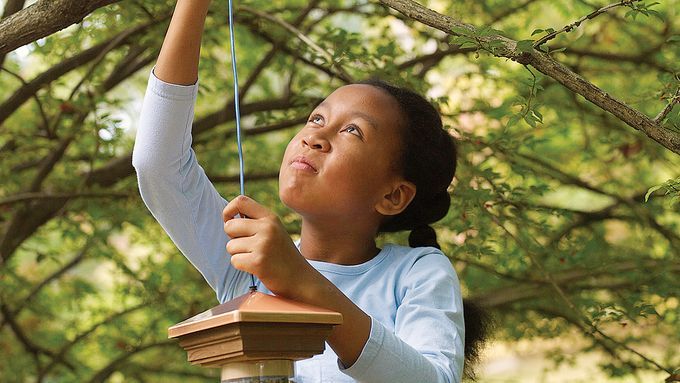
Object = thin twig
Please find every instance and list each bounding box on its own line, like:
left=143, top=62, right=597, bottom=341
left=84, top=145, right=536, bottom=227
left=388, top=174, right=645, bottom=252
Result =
left=240, top=5, right=354, bottom=82
left=487, top=212, right=672, bottom=373
left=0, top=303, right=75, bottom=371
left=37, top=302, right=149, bottom=379
left=534, top=0, right=643, bottom=47
left=7, top=238, right=94, bottom=319
left=655, top=87, right=680, bottom=123
left=229, top=0, right=319, bottom=99
left=1, top=67, right=52, bottom=137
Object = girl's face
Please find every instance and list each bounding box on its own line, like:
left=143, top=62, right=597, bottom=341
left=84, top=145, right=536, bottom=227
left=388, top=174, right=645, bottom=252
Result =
left=279, top=84, right=408, bottom=222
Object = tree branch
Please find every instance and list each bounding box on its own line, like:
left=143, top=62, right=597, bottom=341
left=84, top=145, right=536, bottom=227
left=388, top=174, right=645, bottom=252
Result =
left=28, top=136, right=74, bottom=193
left=236, top=12, right=352, bottom=83
left=0, top=94, right=303, bottom=264
left=532, top=306, right=647, bottom=373
left=472, top=259, right=678, bottom=307
left=234, top=116, right=308, bottom=137
left=0, top=0, right=121, bottom=56
left=243, top=6, right=354, bottom=83
left=0, top=67, right=51, bottom=137
left=378, top=0, right=680, bottom=155
left=0, top=0, right=26, bottom=66
left=37, top=302, right=148, bottom=380
left=564, top=45, right=674, bottom=74
left=0, top=0, right=25, bottom=19
left=0, top=303, right=74, bottom=370
left=0, top=15, right=167, bottom=126
left=487, top=211, right=672, bottom=374
left=0, top=191, right=129, bottom=208
left=208, top=171, right=279, bottom=184
left=85, top=340, right=175, bottom=383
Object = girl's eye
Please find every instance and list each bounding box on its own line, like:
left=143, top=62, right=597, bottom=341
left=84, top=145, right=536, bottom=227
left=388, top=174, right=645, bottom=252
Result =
left=343, top=125, right=363, bottom=138
left=309, top=114, right=324, bottom=125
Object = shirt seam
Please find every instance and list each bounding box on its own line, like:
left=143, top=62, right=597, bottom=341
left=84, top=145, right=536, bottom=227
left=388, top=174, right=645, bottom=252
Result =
left=310, top=246, right=393, bottom=275
left=149, top=68, right=197, bottom=101
left=177, top=93, right=214, bottom=293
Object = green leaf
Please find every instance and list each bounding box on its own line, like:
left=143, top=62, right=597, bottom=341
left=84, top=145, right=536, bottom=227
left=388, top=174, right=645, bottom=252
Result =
left=506, top=115, right=521, bottom=128
left=523, top=114, right=537, bottom=127
left=459, top=41, right=479, bottom=50
left=645, top=184, right=663, bottom=202
left=451, top=25, right=473, bottom=37
left=516, top=39, right=534, bottom=53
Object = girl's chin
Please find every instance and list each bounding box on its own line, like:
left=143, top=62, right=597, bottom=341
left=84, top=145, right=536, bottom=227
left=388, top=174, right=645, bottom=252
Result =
left=279, top=189, right=309, bottom=211
left=279, top=190, right=328, bottom=217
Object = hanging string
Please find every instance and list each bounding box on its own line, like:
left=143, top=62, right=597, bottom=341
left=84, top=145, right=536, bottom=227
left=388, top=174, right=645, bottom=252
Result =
left=228, top=0, right=245, bottom=196
left=227, top=0, right=256, bottom=291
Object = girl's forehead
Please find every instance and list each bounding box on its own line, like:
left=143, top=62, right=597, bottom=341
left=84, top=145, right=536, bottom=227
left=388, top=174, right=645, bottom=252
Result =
left=320, top=84, right=401, bottom=121
left=326, top=84, right=392, bottom=103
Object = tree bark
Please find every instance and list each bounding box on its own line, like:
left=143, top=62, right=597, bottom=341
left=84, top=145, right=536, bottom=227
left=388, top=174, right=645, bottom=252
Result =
left=0, top=0, right=120, bottom=56
left=0, top=0, right=26, bottom=65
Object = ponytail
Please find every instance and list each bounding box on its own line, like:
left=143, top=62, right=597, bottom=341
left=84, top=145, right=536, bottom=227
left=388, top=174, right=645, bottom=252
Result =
left=408, top=225, right=439, bottom=249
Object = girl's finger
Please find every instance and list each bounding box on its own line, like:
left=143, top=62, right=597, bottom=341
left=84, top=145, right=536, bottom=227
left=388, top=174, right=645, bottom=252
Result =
left=222, top=195, right=274, bottom=222
left=229, top=252, right=252, bottom=272
left=225, top=237, right=251, bottom=256
left=223, top=217, right=258, bottom=238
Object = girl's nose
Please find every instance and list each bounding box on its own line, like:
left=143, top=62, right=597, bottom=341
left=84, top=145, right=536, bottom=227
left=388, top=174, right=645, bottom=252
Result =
left=302, top=133, right=330, bottom=152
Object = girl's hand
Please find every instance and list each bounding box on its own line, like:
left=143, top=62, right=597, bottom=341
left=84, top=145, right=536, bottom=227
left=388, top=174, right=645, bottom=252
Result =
left=223, top=198, right=371, bottom=367
left=222, top=195, right=312, bottom=299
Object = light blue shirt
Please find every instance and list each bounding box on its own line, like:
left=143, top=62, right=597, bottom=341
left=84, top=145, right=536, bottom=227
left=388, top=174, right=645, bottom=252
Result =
left=132, top=68, right=465, bottom=382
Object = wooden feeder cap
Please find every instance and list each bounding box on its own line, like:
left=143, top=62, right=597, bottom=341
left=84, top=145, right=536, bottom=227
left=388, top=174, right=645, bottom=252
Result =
left=168, top=291, right=342, bottom=369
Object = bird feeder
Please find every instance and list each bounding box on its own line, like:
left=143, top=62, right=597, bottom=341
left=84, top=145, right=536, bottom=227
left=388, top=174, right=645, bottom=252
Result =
left=168, top=290, right=343, bottom=382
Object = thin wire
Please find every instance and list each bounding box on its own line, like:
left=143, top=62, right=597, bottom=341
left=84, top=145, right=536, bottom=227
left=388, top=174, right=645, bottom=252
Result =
left=228, top=0, right=245, bottom=197
left=227, top=0, right=256, bottom=290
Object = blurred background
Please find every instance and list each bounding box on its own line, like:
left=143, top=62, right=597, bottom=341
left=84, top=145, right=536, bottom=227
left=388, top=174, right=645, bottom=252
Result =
left=0, top=0, right=678, bottom=381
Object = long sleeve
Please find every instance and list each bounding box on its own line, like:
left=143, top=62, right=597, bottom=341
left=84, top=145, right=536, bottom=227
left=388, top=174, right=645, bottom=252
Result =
left=337, top=251, right=464, bottom=383
left=132, top=68, right=252, bottom=303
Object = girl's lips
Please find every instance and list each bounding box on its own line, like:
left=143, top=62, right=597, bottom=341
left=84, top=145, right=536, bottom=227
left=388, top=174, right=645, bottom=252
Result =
left=290, top=156, right=317, bottom=172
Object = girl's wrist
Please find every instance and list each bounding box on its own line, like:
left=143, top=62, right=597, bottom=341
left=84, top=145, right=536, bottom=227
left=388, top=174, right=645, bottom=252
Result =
left=296, top=267, right=371, bottom=367
left=286, top=260, right=330, bottom=303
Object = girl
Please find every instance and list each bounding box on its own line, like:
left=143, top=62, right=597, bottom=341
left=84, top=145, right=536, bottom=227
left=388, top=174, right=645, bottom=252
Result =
left=133, top=0, right=483, bottom=381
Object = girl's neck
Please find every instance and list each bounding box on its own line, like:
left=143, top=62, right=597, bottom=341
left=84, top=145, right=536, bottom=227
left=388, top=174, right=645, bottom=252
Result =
left=298, top=218, right=380, bottom=265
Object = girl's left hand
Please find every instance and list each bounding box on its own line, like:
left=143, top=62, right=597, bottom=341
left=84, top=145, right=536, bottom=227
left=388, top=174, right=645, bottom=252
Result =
left=223, top=197, right=371, bottom=367
left=222, top=195, right=313, bottom=299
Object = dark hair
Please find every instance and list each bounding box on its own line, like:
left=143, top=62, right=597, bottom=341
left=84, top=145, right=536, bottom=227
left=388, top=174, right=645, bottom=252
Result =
left=359, top=79, right=491, bottom=379
left=360, top=80, right=456, bottom=238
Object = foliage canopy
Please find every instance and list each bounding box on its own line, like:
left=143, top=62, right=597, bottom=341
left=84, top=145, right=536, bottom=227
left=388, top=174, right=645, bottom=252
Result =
left=0, top=0, right=678, bottom=381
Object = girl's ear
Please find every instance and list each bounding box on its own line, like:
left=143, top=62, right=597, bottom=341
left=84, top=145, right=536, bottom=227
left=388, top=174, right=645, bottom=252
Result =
left=375, top=180, right=416, bottom=216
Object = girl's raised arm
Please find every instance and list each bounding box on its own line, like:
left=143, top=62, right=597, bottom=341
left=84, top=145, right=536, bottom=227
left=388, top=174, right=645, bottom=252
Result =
left=154, top=0, right=211, bottom=85
left=133, top=0, right=254, bottom=303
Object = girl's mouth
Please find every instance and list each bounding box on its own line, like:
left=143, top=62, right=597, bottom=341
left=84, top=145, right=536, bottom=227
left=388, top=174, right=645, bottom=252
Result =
left=290, top=156, right=318, bottom=172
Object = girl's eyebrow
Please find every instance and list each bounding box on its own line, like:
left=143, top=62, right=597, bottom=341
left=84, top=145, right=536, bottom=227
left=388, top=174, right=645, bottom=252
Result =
left=316, top=102, right=379, bottom=131
left=352, top=111, right=379, bottom=131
